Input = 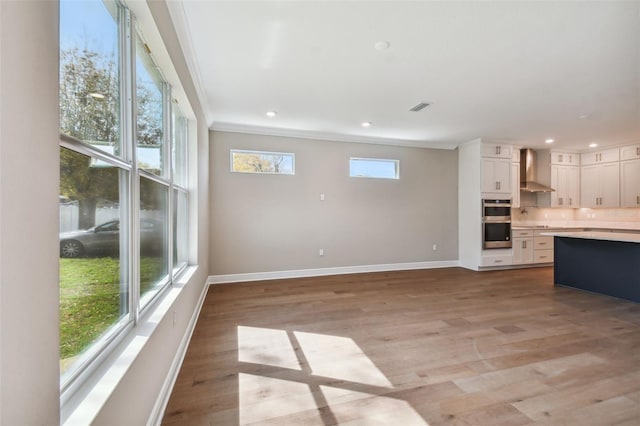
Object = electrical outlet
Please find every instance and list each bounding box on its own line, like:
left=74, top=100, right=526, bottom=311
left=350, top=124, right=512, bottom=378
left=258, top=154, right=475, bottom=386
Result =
left=319, top=248, right=324, bottom=256
left=432, top=244, right=437, bottom=251
left=320, top=193, right=325, bottom=201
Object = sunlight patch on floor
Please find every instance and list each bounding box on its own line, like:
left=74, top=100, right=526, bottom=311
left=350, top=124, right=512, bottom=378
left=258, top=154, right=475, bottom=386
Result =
left=321, top=385, right=429, bottom=425
left=239, top=373, right=323, bottom=425
left=237, top=326, right=301, bottom=370
left=294, top=331, right=393, bottom=388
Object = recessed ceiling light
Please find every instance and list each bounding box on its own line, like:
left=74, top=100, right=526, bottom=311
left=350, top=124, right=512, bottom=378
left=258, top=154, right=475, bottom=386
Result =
left=579, top=114, right=589, bottom=119
left=374, top=41, right=390, bottom=51
left=361, top=121, right=372, bottom=128
left=589, top=143, right=598, bottom=148
left=545, top=139, right=554, bottom=144
left=266, top=111, right=277, bottom=117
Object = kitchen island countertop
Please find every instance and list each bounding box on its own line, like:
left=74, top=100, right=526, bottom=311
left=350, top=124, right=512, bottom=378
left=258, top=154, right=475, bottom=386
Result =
left=541, top=231, right=640, bottom=244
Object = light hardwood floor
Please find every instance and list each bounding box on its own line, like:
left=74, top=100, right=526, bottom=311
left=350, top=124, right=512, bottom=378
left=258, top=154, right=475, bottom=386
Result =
left=162, top=267, right=640, bottom=425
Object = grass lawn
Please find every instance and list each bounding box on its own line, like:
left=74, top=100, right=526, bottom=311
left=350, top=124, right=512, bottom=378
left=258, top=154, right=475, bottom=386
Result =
left=60, top=256, right=165, bottom=360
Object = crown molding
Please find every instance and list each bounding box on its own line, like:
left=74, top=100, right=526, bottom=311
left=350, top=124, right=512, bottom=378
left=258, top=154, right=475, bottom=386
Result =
left=210, top=122, right=459, bottom=150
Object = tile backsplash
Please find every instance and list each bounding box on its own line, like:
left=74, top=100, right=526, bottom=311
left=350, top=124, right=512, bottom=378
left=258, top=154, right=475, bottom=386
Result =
left=512, top=207, right=640, bottom=230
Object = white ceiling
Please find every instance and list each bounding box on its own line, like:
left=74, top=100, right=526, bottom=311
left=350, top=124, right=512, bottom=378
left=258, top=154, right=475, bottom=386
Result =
left=167, top=1, right=640, bottom=151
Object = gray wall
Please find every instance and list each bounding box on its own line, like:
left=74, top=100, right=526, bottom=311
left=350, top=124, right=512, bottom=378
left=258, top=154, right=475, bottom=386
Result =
left=210, top=131, right=458, bottom=275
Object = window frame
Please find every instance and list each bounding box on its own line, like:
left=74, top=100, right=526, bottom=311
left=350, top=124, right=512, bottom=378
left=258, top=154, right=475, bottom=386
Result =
left=349, top=157, right=400, bottom=180
left=230, top=149, right=296, bottom=175
left=58, top=0, right=191, bottom=400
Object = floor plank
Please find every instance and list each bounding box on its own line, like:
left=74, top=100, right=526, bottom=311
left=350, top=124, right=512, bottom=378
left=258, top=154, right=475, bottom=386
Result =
left=163, top=267, right=640, bottom=425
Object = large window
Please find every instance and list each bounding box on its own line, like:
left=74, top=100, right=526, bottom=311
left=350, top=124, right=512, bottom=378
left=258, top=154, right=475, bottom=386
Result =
left=59, top=0, right=189, bottom=391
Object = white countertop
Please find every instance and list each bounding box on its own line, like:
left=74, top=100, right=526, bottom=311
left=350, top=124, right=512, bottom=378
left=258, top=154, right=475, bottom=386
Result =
left=541, top=231, right=640, bottom=244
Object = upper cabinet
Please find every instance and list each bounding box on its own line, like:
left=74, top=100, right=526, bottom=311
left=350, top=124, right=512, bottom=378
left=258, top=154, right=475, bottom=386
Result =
left=481, top=143, right=512, bottom=159
left=551, top=151, right=580, bottom=166
left=581, top=162, right=620, bottom=208
left=511, top=162, right=520, bottom=208
left=621, top=144, right=640, bottom=161
left=620, top=158, right=640, bottom=208
left=581, top=148, right=620, bottom=166
left=551, top=165, right=580, bottom=207
left=482, top=158, right=511, bottom=195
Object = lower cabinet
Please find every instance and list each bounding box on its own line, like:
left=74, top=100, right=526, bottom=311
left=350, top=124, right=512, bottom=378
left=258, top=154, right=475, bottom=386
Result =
left=512, top=229, right=534, bottom=265
left=511, top=229, right=564, bottom=266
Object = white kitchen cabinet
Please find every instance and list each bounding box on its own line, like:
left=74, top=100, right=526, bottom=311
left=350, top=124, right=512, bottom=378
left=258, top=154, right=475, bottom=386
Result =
left=481, top=143, right=512, bottom=159
left=621, top=144, right=640, bottom=161
left=534, top=250, right=553, bottom=263
left=581, top=162, right=620, bottom=208
left=512, top=229, right=533, bottom=265
left=581, top=148, right=620, bottom=166
left=511, top=162, right=520, bottom=208
left=620, top=158, right=640, bottom=207
left=482, top=158, right=511, bottom=195
left=512, top=237, right=534, bottom=264
left=533, top=230, right=555, bottom=264
left=512, top=148, right=521, bottom=163
left=550, top=165, right=580, bottom=207
left=551, top=151, right=580, bottom=166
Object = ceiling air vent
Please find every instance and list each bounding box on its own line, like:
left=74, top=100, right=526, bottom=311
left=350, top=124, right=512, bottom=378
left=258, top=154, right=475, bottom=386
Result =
left=409, top=102, right=431, bottom=112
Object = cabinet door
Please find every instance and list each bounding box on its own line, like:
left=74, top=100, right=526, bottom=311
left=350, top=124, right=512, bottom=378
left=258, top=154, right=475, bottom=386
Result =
left=552, top=152, right=579, bottom=165
left=495, top=159, right=511, bottom=193
left=566, top=166, right=580, bottom=207
left=511, top=162, right=520, bottom=208
left=581, top=152, right=598, bottom=166
left=481, top=144, right=512, bottom=159
left=512, top=238, right=533, bottom=264
left=482, top=158, right=511, bottom=194
left=582, top=148, right=620, bottom=165
left=600, top=162, right=620, bottom=208
left=600, top=148, right=620, bottom=164
left=581, top=165, right=599, bottom=207
left=621, top=145, right=640, bottom=161
left=620, top=159, right=640, bottom=207
left=550, top=166, right=567, bottom=207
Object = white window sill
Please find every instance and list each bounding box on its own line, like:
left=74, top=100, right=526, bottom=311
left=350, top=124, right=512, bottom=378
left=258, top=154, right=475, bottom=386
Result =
left=61, top=265, right=200, bottom=425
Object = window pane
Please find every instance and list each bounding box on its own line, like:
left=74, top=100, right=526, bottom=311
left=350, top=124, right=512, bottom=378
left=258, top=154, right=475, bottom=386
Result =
left=173, top=189, right=188, bottom=271
left=231, top=150, right=295, bottom=174
left=172, top=106, right=188, bottom=187
left=349, top=158, right=399, bottom=179
left=59, top=147, right=129, bottom=376
left=136, top=33, right=165, bottom=175
left=59, top=0, right=121, bottom=156
left=140, top=176, right=169, bottom=306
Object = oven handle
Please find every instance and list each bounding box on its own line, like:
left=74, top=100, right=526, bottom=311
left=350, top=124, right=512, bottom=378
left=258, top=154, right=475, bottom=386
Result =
left=483, top=203, right=512, bottom=208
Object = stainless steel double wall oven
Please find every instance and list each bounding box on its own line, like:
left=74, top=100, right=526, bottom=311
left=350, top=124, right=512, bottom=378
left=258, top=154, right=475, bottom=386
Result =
left=482, top=199, right=512, bottom=249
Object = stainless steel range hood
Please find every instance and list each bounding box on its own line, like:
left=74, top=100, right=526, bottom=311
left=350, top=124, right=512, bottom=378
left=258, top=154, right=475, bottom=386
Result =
left=520, top=149, right=555, bottom=193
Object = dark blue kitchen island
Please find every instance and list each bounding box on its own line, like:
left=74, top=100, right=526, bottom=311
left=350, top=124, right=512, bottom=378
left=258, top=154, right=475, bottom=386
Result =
left=546, top=231, right=640, bottom=303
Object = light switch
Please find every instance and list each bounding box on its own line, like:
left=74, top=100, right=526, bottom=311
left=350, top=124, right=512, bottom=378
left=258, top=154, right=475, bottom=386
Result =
left=320, top=193, right=325, bottom=201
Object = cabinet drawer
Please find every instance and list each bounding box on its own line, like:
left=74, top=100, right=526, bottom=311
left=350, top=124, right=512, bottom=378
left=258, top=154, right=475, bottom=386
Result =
left=534, top=236, right=553, bottom=249
left=480, top=254, right=513, bottom=267
left=534, top=250, right=553, bottom=263
left=512, top=229, right=534, bottom=237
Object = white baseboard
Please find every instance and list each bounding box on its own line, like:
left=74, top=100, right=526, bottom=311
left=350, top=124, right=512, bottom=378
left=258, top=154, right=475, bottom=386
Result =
left=148, top=279, right=209, bottom=426
left=207, top=260, right=460, bottom=285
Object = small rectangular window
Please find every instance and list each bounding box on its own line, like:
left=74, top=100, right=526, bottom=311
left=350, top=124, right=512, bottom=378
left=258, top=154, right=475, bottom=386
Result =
left=231, top=149, right=295, bottom=175
left=349, top=157, right=399, bottom=179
